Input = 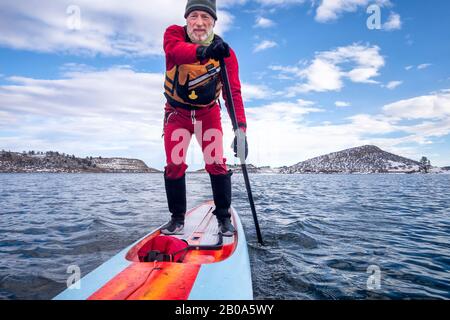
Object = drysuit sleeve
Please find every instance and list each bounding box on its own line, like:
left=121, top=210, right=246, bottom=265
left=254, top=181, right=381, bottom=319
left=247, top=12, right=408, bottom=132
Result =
left=163, top=25, right=200, bottom=69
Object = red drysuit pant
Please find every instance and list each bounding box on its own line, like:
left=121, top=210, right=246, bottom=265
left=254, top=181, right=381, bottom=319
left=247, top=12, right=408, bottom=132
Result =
left=163, top=103, right=228, bottom=179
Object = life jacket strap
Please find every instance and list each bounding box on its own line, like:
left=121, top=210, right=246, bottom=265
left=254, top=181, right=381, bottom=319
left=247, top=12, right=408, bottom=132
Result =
left=165, top=92, right=217, bottom=111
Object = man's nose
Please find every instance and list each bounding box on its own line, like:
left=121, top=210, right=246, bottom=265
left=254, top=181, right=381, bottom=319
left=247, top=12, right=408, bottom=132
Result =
left=194, top=18, right=205, bottom=26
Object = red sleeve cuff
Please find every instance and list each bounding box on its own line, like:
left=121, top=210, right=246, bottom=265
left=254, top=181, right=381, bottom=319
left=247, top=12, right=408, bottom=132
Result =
left=238, top=122, right=247, bottom=133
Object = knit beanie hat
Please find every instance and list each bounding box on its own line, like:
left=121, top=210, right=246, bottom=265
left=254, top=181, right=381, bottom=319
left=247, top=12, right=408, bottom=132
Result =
left=185, top=0, right=217, bottom=21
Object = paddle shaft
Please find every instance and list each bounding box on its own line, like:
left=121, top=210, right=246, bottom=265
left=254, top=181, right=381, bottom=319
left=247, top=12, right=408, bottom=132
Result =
left=219, top=57, right=264, bottom=245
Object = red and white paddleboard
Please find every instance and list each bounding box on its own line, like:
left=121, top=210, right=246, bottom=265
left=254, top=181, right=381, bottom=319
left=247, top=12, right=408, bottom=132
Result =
left=54, top=201, right=253, bottom=300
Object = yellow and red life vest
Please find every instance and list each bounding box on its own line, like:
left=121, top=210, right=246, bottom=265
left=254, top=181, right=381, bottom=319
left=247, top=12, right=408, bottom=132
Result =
left=164, top=59, right=222, bottom=108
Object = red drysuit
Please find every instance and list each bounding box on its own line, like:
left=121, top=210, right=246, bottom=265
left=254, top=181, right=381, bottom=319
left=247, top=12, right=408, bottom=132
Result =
left=163, top=25, right=247, bottom=179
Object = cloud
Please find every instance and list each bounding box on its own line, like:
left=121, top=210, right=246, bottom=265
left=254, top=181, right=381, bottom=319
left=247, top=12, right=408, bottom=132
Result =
left=373, top=90, right=450, bottom=155
left=335, top=101, right=351, bottom=107
left=417, top=63, right=432, bottom=70
left=296, top=99, right=317, bottom=107
left=255, top=17, right=276, bottom=28
left=1, top=66, right=164, bottom=119
left=405, top=64, right=432, bottom=71
left=346, top=113, right=398, bottom=135
left=401, top=119, right=450, bottom=141
left=253, top=40, right=278, bottom=53
left=315, top=0, right=391, bottom=23
left=241, top=83, right=272, bottom=101
left=384, top=80, right=403, bottom=90
left=383, top=12, right=402, bottom=31
left=405, top=34, right=414, bottom=46
left=383, top=90, right=450, bottom=120
left=256, top=0, right=306, bottom=6
left=271, top=43, right=384, bottom=94
left=219, top=0, right=307, bottom=8
left=0, top=0, right=234, bottom=56
left=293, top=58, right=343, bottom=93
left=246, top=99, right=323, bottom=123
left=219, top=0, right=249, bottom=7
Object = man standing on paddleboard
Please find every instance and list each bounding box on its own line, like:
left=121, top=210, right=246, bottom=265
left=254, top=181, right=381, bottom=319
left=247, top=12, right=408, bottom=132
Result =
left=161, top=0, right=248, bottom=237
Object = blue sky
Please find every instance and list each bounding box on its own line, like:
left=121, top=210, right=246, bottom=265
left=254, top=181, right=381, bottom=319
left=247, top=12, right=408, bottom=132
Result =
left=1, top=0, right=449, bottom=170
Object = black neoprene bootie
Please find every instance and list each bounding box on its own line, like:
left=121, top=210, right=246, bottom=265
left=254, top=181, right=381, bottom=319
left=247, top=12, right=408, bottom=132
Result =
left=162, top=173, right=186, bottom=235
left=209, top=170, right=235, bottom=236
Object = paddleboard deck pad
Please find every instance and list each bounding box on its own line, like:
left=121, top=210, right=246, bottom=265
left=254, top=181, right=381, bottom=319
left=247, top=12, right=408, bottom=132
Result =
left=54, top=201, right=253, bottom=300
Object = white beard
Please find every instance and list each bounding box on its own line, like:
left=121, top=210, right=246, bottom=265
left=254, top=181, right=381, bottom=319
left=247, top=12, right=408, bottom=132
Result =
left=187, top=25, right=214, bottom=44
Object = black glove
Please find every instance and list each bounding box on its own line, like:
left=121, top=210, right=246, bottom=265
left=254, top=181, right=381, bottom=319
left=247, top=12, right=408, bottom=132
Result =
left=197, top=37, right=231, bottom=61
left=232, top=128, right=248, bottom=161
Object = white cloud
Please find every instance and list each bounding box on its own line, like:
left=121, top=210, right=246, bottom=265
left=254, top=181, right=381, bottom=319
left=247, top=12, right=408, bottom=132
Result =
left=383, top=90, right=450, bottom=120
left=241, top=83, right=272, bottom=101
left=255, top=17, right=276, bottom=28
left=385, top=80, right=403, bottom=90
left=256, top=0, right=306, bottom=6
left=383, top=12, right=402, bottom=31
left=271, top=43, right=384, bottom=94
left=0, top=0, right=234, bottom=56
left=269, top=64, right=304, bottom=76
left=368, top=90, right=450, bottom=152
left=346, top=67, right=380, bottom=84
left=405, top=34, right=414, bottom=46
left=0, top=110, right=17, bottom=126
left=335, top=101, right=351, bottom=107
left=1, top=66, right=164, bottom=119
left=246, top=99, right=323, bottom=123
left=294, top=58, right=343, bottom=93
left=219, top=0, right=249, bottom=7
left=315, top=0, right=391, bottom=23
left=219, top=0, right=307, bottom=8
left=296, top=99, right=317, bottom=107
left=417, top=63, right=432, bottom=70
left=405, top=64, right=432, bottom=71
left=346, top=114, right=398, bottom=135
left=401, top=119, right=450, bottom=141
left=253, top=40, right=278, bottom=53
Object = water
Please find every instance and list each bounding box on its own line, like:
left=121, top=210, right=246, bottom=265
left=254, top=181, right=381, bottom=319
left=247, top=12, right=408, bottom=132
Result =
left=0, top=173, right=449, bottom=300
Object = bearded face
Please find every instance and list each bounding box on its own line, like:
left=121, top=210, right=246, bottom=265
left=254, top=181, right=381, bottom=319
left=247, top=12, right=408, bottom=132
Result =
left=186, top=10, right=215, bottom=43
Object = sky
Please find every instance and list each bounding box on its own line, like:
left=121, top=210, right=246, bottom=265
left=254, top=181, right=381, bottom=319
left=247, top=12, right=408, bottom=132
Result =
left=0, top=0, right=449, bottom=170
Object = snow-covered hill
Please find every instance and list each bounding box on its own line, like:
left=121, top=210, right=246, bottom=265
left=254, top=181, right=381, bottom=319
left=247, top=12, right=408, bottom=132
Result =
left=280, top=145, right=422, bottom=174
left=0, top=151, right=160, bottom=173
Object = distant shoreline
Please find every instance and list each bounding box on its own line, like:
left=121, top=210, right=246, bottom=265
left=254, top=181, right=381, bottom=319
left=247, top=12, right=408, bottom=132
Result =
left=2, top=147, right=449, bottom=175
left=1, top=171, right=449, bottom=175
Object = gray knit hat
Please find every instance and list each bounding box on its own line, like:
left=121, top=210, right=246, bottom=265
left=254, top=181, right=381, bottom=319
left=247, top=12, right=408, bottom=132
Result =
left=185, top=0, right=217, bottom=20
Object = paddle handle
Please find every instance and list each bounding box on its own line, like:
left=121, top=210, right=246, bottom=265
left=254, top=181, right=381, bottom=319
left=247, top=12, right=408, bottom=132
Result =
left=219, top=57, right=264, bottom=245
